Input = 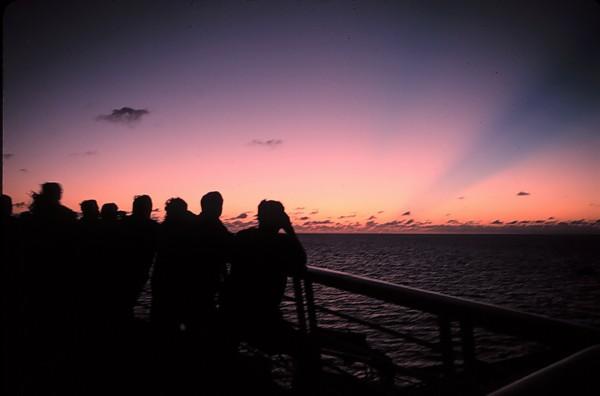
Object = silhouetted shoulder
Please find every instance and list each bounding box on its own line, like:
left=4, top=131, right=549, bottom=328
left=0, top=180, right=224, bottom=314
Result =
left=59, top=204, right=78, bottom=222
left=235, top=227, right=259, bottom=239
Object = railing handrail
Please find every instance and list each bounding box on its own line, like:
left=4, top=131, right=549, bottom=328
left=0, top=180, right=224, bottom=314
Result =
left=487, top=344, right=600, bottom=396
left=306, top=266, right=600, bottom=348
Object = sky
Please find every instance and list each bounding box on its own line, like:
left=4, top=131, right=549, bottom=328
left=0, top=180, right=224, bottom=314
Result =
left=3, top=0, right=600, bottom=233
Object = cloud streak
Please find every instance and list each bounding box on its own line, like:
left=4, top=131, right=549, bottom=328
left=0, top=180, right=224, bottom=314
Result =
left=249, top=139, right=283, bottom=148
left=70, top=150, right=99, bottom=157
left=97, top=107, right=149, bottom=124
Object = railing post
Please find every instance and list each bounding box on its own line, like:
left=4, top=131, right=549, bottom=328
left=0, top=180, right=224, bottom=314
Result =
left=303, top=276, right=318, bottom=334
left=293, top=277, right=307, bottom=334
left=439, top=316, right=455, bottom=376
left=293, top=275, right=321, bottom=390
left=460, top=318, right=476, bottom=372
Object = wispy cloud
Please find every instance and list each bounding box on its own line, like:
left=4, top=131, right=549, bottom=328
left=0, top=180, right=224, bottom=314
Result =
left=70, top=150, right=98, bottom=157
left=249, top=139, right=283, bottom=148
left=338, top=214, right=356, bottom=219
left=97, top=107, right=149, bottom=124
left=19, top=168, right=28, bottom=172
left=402, top=211, right=411, bottom=216
left=517, top=191, right=531, bottom=196
left=3, top=153, right=14, bottom=160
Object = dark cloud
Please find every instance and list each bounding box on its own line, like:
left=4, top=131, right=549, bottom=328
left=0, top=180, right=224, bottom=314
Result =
left=379, top=220, right=404, bottom=227
left=300, top=216, right=309, bottom=221
left=377, top=210, right=384, bottom=214
left=249, top=139, right=283, bottom=148
left=13, top=202, right=27, bottom=208
left=224, top=219, right=258, bottom=231
left=548, top=216, right=555, bottom=220
left=570, top=219, right=588, bottom=225
left=3, top=153, right=14, bottom=160
left=367, top=215, right=377, bottom=220
left=457, top=196, right=465, bottom=200
left=19, top=168, right=28, bottom=172
left=228, top=212, right=249, bottom=220
left=507, top=220, right=518, bottom=225
left=405, top=219, right=414, bottom=225
left=447, top=219, right=461, bottom=224
left=304, top=220, right=333, bottom=225
left=310, top=210, right=319, bottom=215
left=338, top=214, right=356, bottom=219
left=402, top=211, right=411, bottom=216
left=97, top=107, right=149, bottom=123
left=365, top=220, right=378, bottom=227
left=491, top=220, right=503, bottom=224
left=516, top=191, right=530, bottom=196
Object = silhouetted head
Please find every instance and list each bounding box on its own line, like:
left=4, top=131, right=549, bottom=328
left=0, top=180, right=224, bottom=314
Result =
left=165, top=197, right=188, bottom=220
left=101, top=203, right=119, bottom=221
left=1, top=194, right=13, bottom=218
left=258, top=200, right=286, bottom=232
left=41, top=182, right=63, bottom=203
left=29, top=182, right=64, bottom=213
left=200, top=191, right=223, bottom=219
left=80, top=199, right=99, bottom=220
left=132, top=195, right=152, bottom=219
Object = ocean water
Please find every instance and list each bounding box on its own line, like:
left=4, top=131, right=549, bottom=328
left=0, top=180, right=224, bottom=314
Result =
left=138, top=234, right=600, bottom=369
left=292, top=234, right=600, bottom=368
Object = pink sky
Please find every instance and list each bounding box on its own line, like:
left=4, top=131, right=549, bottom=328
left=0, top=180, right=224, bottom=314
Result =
left=3, top=0, right=599, bottom=233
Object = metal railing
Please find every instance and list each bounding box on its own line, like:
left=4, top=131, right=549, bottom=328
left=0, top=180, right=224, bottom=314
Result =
left=289, top=265, right=600, bottom=388
left=488, top=344, right=600, bottom=396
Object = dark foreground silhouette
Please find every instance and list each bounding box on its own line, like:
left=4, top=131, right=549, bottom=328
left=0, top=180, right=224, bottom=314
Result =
left=2, top=183, right=311, bottom=395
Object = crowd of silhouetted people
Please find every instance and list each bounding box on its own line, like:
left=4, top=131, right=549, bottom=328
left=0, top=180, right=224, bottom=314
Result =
left=2, top=182, right=309, bottom=395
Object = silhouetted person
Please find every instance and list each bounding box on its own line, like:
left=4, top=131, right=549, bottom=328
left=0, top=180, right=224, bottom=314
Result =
left=76, top=199, right=102, bottom=307
left=151, top=197, right=197, bottom=333
left=221, top=200, right=308, bottom=387
left=19, top=183, right=78, bottom=394
left=2, top=194, right=23, bottom=395
left=97, top=202, right=121, bottom=320
left=119, top=195, right=158, bottom=321
left=195, top=191, right=232, bottom=326
left=150, top=198, right=200, bottom=392
left=73, top=199, right=113, bottom=393
left=223, top=200, right=306, bottom=323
